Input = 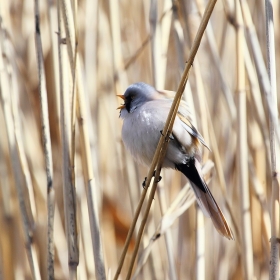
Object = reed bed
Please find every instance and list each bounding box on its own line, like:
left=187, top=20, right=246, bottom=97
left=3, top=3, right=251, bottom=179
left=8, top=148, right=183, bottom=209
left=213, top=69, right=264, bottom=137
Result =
left=0, top=0, right=279, bottom=279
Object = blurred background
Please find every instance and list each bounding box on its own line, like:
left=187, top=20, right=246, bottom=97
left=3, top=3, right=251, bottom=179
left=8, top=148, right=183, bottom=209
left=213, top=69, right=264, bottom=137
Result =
left=0, top=0, right=279, bottom=279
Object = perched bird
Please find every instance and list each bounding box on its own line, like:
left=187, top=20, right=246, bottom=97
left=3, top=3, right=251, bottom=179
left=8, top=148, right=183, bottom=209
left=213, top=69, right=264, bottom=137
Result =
left=118, top=82, right=234, bottom=240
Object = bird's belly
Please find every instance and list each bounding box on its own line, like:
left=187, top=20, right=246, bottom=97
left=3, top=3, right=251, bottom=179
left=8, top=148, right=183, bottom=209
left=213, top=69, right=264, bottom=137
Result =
left=121, top=111, right=191, bottom=168
left=122, top=113, right=160, bottom=166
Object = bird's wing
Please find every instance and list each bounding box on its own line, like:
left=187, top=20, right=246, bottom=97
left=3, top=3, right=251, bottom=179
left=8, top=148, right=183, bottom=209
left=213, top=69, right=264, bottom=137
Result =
left=177, top=112, right=210, bottom=151
left=155, top=91, right=210, bottom=150
left=177, top=101, right=210, bottom=150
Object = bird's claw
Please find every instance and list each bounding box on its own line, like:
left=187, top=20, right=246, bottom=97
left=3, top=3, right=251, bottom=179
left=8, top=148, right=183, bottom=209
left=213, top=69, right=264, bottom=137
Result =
left=142, top=171, right=162, bottom=188
left=142, top=177, right=148, bottom=189
left=155, top=175, right=162, bottom=183
left=160, top=130, right=174, bottom=141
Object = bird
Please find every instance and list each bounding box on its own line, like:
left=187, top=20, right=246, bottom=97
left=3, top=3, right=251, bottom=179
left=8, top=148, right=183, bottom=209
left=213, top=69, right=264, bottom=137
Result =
left=118, top=82, right=234, bottom=240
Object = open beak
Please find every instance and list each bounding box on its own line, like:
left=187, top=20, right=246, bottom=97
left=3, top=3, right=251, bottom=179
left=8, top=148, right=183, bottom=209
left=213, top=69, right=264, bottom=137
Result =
left=117, top=95, right=125, bottom=109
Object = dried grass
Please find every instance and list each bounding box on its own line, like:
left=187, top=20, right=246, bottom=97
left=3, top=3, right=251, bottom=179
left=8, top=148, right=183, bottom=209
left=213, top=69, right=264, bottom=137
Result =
left=0, top=0, right=279, bottom=279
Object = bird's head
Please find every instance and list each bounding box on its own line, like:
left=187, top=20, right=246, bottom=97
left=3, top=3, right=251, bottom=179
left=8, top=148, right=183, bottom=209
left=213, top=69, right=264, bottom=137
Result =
left=117, top=82, right=156, bottom=114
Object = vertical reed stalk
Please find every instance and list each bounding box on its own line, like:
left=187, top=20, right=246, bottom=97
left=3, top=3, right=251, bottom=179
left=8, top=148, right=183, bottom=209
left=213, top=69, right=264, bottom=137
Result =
left=236, top=1, right=254, bottom=278
left=61, top=0, right=106, bottom=278
left=156, top=185, right=178, bottom=280
left=57, top=1, right=79, bottom=278
left=76, top=57, right=107, bottom=280
left=239, top=0, right=280, bottom=142
left=195, top=0, right=236, bottom=121
left=0, top=48, right=41, bottom=280
left=265, top=0, right=280, bottom=279
left=150, top=0, right=160, bottom=88
left=34, top=0, right=55, bottom=278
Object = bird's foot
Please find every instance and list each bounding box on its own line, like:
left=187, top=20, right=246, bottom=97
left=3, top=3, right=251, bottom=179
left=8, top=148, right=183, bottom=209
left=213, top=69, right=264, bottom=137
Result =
left=142, top=177, right=148, bottom=189
left=142, top=170, right=162, bottom=188
left=160, top=130, right=174, bottom=141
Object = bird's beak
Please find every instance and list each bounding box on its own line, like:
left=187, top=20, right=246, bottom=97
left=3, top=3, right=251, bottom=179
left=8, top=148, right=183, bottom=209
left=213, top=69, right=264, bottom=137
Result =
left=117, top=95, right=125, bottom=100
left=117, top=95, right=125, bottom=109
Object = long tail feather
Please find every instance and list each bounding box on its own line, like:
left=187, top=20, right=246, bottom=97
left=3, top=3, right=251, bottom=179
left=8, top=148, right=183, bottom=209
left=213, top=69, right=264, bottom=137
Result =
left=176, top=158, right=234, bottom=240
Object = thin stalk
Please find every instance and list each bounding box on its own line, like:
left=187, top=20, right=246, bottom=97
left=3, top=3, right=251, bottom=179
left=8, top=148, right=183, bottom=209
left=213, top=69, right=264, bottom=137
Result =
left=85, top=0, right=98, bottom=100
left=248, top=156, right=270, bottom=248
left=113, top=177, right=152, bottom=280
left=107, top=1, right=143, bottom=273
left=0, top=54, right=41, bottom=280
left=149, top=0, right=176, bottom=277
left=132, top=178, right=199, bottom=279
left=34, top=0, right=55, bottom=278
left=113, top=5, right=168, bottom=280
left=124, top=0, right=219, bottom=278
left=196, top=208, right=205, bottom=280
left=76, top=56, right=106, bottom=280
left=193, top=61, right=208, bottom=280
left=150, top=0, right=172, bottom=89
left=156, top=185, right=178, bottom=280
left=236, top=1, right=254, bottom=279
left=125, top=140, right=171, bottom=280
left=265, top=0, right=280, bottom=279
left=195, top=0, right=236, bottom=121
left=62, top=0, right=106, bottom=277
left=57, top=2, right=79, bottom=278
left=0, top=23, right=15, bottom=280
left=60, top=0, right=76, bottom=78
left=109, top=0, right=127, bottom=89
left=244, top=43, right=270, bottom=151
left=239, top=0, right=280, bottom=144
left=8, top=41, right=37, bottom=231
left=150, top=0, right=161, bottom=88
left=124, top=34, right=152, bottom=71
left=160, top=1, right=173, bottom=88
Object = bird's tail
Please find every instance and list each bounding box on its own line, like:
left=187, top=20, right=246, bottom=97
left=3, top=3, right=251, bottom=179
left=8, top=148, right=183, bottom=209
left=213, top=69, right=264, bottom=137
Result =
left=176, top=157, right=234, bottom=240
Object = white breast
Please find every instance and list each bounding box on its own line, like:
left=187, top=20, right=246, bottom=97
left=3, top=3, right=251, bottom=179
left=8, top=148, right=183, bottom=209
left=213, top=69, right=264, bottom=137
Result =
left=120, top=100, right=197, bottom=168
left=121, top=106, right=161, bottom=166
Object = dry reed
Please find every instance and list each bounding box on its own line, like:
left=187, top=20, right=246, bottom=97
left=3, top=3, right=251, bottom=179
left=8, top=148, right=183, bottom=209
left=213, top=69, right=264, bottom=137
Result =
left=0, top=0, right=278, bottom=279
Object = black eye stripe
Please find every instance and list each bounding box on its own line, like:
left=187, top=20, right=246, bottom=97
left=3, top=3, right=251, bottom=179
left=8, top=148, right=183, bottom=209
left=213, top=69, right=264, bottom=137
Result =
left=127, top=95, right=134, bottom=101
left=124, top=94, right=135, bottom=113
left=124, top=96, right=131, bottom=112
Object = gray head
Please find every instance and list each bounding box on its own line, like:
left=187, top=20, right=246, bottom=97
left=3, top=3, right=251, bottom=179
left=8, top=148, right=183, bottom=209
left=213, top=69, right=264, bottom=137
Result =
left=118, top=82, right=156, bottom=114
